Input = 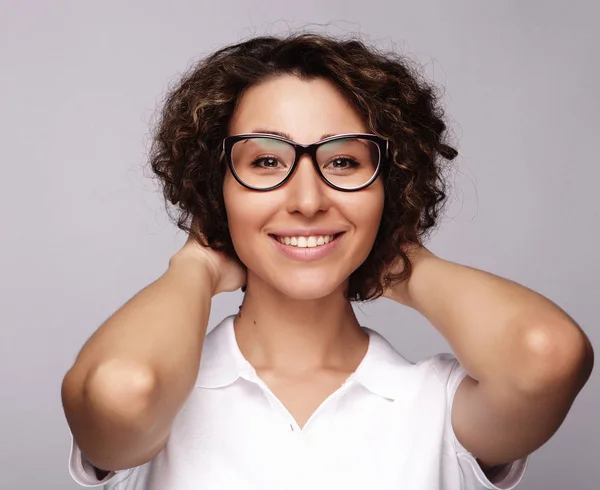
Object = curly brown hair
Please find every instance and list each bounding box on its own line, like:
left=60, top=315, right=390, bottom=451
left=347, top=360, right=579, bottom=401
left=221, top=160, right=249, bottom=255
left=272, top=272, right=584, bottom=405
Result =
left=149, top=33, right=458, bottom=301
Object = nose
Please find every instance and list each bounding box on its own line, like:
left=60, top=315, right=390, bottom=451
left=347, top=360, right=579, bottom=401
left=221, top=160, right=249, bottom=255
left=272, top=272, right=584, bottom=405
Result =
left=283, top=154, right=330, bottom=217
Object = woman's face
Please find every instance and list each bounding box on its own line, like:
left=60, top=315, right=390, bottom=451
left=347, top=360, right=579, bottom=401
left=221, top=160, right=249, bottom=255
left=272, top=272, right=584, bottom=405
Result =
left=224, top=74, right=384, bottom=300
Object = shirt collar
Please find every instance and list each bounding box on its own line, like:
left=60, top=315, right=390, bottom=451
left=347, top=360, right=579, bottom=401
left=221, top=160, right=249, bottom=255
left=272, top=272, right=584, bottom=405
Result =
left=196, top=315, right=412, bottom=400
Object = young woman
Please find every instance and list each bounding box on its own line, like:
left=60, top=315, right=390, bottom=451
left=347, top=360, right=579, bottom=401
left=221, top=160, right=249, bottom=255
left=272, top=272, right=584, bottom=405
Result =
left=61, top=34, right=594, bottom=489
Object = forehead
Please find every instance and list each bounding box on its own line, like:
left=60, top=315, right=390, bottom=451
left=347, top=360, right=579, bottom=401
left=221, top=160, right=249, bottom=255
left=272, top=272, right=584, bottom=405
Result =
left=229, top=75, right=368, bottom=145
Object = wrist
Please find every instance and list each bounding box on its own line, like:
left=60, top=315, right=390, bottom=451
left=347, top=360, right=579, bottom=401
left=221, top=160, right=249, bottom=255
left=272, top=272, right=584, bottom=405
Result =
left=168, top=250, right=219, bottom=296
left=403, top=252, right=441, bottom=310
left=384, top=246, right=438, bottom=308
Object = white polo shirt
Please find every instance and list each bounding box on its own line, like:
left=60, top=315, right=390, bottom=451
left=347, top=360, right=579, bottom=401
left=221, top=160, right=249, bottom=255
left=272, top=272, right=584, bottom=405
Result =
left=68, top=315, right=528, bottom=489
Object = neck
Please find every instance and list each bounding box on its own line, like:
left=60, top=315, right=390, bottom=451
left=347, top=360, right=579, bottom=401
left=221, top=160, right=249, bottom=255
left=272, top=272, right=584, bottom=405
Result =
left=234, top=273, right=367, bottom=375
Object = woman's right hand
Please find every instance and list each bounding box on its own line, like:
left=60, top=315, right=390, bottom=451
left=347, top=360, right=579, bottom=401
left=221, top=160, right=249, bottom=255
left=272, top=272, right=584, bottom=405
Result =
left=170, top=223, right=246, bottom=296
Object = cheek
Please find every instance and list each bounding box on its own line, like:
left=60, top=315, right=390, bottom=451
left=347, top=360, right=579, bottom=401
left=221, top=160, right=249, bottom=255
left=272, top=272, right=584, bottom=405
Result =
left=223, top=178, right=270, bottom=264
left=344, top=185, right=385, bottom=236
left=347, top=186, right=385, bottom=261
left=223, top=181, right=251, bottom=242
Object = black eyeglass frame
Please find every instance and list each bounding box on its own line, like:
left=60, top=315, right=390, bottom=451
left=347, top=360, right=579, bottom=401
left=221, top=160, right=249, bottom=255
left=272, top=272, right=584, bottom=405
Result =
left=222, top=133, right=390, bottom=192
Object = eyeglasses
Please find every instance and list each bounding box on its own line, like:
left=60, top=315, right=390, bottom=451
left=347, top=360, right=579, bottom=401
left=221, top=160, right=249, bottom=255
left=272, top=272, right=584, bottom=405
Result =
left=222, top=133, right=389, bottom=192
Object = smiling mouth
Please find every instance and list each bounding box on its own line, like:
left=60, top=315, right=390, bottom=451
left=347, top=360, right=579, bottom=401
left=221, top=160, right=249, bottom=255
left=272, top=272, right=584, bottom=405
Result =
left=269, top=233, right=343, bottom=248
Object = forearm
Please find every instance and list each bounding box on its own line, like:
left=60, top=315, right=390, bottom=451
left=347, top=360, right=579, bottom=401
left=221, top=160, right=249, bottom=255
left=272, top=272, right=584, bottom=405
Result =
left=62, top=254, right=213, bottom=469
left=393, top=252, right=588, bottom=388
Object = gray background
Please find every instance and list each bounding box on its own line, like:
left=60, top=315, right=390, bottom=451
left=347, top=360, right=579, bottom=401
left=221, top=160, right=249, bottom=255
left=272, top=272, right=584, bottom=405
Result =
left=1, top=1, right=598, bottom=489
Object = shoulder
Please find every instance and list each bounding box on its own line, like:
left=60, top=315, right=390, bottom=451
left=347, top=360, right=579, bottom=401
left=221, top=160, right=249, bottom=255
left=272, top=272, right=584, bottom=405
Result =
left=411, top=352, right=467, bottom=395
left=418, top=353, right=466, bottom=385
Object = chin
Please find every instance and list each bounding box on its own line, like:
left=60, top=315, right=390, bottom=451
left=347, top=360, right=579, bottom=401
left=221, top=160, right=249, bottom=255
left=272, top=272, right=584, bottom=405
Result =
left=271, top=275, right=346, bottom=301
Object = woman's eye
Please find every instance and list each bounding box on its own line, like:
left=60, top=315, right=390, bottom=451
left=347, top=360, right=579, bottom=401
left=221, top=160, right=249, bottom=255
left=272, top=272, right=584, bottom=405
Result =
left=329, top=158, right=358, bottom=169
left=252, top=157, right=282, bottom=168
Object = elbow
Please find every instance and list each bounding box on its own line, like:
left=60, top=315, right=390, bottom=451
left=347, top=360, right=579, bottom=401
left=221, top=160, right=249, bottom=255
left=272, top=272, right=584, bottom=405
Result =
left=517, top=322, right=594, bottom=393
left=87, top=359, right=160, bottom=427
left=61, top=360, right=166, bottom=472
left=63, top=359, right=160, bottom=429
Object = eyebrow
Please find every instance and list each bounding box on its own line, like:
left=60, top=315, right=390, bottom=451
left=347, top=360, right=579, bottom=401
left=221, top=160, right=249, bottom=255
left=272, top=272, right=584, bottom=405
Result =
left=251, top=128, right=336, bottom=141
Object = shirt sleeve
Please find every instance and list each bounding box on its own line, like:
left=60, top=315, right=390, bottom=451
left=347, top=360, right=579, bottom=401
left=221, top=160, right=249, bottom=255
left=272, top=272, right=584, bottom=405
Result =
left=68, top=431, right=134, bottom=488
left=442, top=354, right=529, bottom=490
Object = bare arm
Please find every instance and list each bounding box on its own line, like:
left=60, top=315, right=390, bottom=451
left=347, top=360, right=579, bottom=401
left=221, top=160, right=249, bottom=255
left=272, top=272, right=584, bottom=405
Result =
left=385, top=247, right=594, bottom=469
left=61, top=254, right=214, bottom=471
left=61, top=231, right=246, bottom=473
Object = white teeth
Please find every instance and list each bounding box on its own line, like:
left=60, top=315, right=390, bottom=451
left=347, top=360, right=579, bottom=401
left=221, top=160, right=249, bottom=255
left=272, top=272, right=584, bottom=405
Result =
left=276, top=234, right=336, bottom=248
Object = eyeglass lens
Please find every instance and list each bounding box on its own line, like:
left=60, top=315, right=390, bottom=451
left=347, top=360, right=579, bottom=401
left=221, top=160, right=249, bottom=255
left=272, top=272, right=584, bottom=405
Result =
left=230, top=137, right=380, bottom=189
